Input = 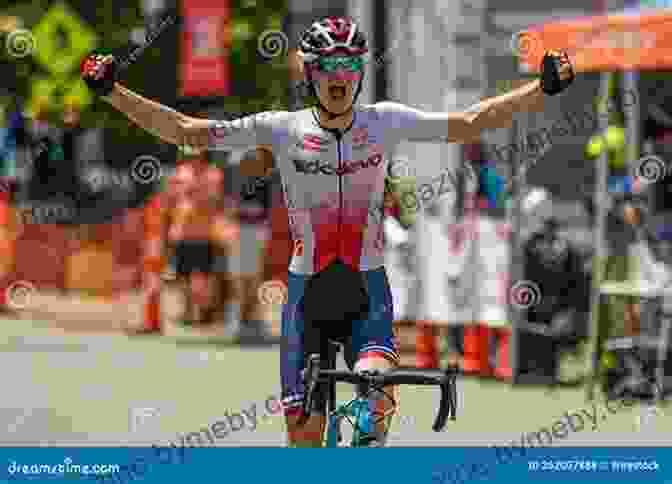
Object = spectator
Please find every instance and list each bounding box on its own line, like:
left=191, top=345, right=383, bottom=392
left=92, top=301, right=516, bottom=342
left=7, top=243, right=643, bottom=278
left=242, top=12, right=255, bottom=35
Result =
left=166, top=159, right=220, bottom=326
left=589, top=193, right=671, bottom=398
left=204, top=162, right=240, bottom=328
left=520, top=214, right=590, bottom=381
left=453, top=162, right=511, bottom=379
left=412, top=160, right=480, bottom=371
left=235, top=147, right=276, bottom=340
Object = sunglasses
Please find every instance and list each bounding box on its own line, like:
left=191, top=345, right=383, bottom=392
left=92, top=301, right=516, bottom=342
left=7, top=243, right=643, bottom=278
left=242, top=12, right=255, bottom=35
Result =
left=315, top=56, right=365, bottom=73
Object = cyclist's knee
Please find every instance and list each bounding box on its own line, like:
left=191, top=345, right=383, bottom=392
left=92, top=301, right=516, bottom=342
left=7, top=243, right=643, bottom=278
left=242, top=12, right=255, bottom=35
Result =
left=354, top=355, right=397, bottom=410
left=354, top=352, right=396, bottom=372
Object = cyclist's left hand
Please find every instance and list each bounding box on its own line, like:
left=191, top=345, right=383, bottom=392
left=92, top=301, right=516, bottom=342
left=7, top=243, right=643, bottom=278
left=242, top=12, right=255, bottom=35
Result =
left=540, top=50, right=575, bottom=96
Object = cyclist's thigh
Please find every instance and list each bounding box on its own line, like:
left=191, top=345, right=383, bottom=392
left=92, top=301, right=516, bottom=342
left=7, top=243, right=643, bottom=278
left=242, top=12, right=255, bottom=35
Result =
left=345, top=267, right=400, bottom=369
left=280, top=271, right=309, bottom=413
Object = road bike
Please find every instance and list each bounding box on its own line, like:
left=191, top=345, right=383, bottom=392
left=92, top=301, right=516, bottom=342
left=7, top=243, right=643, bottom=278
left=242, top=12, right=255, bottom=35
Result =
left=299, top=341, right=458, bottom=447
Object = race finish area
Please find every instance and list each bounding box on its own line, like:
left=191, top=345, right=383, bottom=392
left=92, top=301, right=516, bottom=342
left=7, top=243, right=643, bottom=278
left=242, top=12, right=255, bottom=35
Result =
left=2, top=1, right=672, bottom=482
left=0, top=314, right=667, bottom=447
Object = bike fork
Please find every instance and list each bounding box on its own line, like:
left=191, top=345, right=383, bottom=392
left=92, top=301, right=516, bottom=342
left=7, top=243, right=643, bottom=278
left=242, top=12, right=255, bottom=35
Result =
left=326, top=414, right=343, bottom=447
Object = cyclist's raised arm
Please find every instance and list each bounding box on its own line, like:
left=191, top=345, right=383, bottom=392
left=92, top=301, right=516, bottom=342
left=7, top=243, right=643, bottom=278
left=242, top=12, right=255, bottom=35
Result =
left=104, top=83, right=286, bottom=151
left=104, top=83, right=191, bottom=145
left=81, top=52, right=289, bottom=152
left=375, top=82, right=543, bottom=144
left=376, top=50, right=574, bottom=145
left=204, top=111, right=289, bottom=152
left=374, top=101, right=476, bottom=144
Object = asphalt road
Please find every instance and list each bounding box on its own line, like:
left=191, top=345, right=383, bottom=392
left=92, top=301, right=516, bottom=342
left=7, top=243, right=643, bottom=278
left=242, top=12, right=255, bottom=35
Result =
left=0, top=317, right=669, bottom=448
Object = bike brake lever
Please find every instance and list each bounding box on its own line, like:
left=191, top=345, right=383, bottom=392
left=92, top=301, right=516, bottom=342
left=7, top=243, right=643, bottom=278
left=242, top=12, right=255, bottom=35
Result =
left=298, top=355, right=320, bottom=426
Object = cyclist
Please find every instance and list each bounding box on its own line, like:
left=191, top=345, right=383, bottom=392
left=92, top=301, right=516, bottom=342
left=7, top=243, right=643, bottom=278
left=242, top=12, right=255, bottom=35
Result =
left=81, top=16, right=574, bottom=447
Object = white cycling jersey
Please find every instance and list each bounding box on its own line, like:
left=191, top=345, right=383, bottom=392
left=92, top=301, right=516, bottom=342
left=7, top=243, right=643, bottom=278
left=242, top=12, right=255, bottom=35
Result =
left=209, top=102, right=451, bottom=275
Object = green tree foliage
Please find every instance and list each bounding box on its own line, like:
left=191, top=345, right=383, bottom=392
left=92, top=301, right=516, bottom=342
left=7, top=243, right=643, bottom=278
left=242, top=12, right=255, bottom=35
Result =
left=1, top=0, right=289, bottom=150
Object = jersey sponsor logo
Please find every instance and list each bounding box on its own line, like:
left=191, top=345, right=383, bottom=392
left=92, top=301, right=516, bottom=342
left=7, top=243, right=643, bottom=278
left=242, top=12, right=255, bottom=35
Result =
left=352, top=127, right=368, bottom=146
left=293, top=153, right=383, bottom=176
left=210, top=120, right=243, bottom=139
left=292, top=239, right=304, bottom=257
left=210, top=124, right=230, bottom=139
left=300, top=134, right=328, bottom=152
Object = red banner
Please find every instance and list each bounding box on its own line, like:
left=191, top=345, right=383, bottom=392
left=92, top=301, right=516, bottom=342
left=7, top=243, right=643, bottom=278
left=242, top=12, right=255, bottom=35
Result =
left=180, top=0, right=231, bottom=97
left=518, top=11, right=672, bottom=72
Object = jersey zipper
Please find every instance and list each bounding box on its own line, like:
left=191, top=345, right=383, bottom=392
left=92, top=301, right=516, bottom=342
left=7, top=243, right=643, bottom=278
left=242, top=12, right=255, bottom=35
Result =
left=336, top=133, right=344, bottom=260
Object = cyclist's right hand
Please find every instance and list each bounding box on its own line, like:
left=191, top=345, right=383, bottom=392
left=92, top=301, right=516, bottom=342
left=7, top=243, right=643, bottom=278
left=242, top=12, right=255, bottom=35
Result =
left=80, top=52, right=118, bottom=97
left=177, top=116, right=212, bottom=152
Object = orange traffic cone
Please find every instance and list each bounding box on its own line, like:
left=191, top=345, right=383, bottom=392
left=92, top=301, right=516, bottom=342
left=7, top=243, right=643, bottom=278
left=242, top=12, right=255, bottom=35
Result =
left=463, top=324, right=492, bottom=375
left=0, top=189, right=12, bottom=309
left=416, top=321, right=439, bottom=369
left=493, top=327, right=513, bottom=380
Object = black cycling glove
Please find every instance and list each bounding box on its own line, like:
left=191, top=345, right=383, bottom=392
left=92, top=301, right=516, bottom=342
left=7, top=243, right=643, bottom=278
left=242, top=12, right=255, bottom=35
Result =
left=540, top=50, right=575, bottom=96
left=81, top=52, right=118, bottom=97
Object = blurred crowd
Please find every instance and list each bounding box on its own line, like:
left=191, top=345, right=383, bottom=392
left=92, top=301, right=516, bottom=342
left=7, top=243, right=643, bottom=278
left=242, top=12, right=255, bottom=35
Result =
left=1, top=2, right=671, bottom=406
left=1, top=94, right=671, bottom=403
left=382, top=146, right=672, bottom=400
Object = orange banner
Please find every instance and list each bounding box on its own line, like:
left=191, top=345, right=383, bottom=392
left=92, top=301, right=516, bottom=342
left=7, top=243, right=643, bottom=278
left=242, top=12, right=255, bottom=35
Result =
left=180, top=0, right=231, bottom=96
left=517, top=11, right=672, bottom=72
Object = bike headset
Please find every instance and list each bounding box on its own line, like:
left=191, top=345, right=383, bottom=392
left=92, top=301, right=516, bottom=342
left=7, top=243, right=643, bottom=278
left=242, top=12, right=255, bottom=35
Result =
left=298, top=16, right=368, bottom=121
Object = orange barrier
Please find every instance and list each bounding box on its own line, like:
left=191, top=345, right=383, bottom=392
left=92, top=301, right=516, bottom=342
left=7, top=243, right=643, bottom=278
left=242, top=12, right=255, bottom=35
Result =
left=0, top=189, right=146, bottom=314
left=143, top=194, right=164, bottom=331
left=519, top=11, right=672, bottom=72
left=0, top=187, right=12, bottom=308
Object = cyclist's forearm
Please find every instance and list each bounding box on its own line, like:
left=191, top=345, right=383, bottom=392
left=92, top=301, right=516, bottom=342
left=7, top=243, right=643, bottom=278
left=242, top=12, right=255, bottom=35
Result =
left=103, top=83, right=185, bottom=145
left=465, top=79, right=543, bottom=131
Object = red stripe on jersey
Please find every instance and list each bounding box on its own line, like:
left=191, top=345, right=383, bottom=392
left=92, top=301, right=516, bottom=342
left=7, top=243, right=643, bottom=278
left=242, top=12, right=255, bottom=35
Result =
left=303, top=135, right=323, bottom=151
left=312, top=205, right=368, bottom=272
left=339, top=216, right=366, bottom=271
left=313, top=207, right=340, bottom=273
